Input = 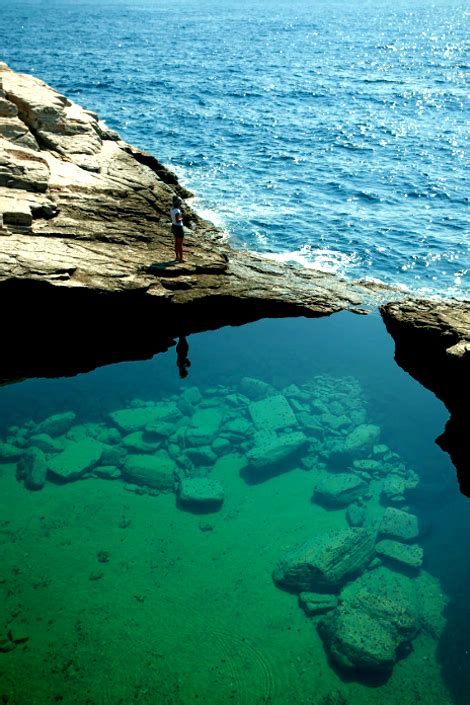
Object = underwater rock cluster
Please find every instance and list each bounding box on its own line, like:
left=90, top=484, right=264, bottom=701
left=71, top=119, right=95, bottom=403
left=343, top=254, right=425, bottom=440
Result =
left=0, top=372, right=445, bottom=678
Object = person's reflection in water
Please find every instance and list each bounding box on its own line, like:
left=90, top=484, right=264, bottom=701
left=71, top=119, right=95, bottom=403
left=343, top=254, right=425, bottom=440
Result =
left=176, top=335, right=191, bottom=378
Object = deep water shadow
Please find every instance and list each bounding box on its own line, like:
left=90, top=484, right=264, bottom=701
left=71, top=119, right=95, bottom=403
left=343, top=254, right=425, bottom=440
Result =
left=175, top=497, right=223, bottom=515
left=419, top=496, right=470, bottom=705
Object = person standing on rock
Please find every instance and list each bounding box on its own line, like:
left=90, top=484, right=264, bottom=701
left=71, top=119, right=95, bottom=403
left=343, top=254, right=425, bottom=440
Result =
left=170, top=196, right=185, bottom=262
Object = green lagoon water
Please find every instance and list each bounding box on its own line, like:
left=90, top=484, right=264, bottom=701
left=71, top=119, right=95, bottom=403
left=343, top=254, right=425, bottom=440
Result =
left=0, top=312, right=469, bottom=705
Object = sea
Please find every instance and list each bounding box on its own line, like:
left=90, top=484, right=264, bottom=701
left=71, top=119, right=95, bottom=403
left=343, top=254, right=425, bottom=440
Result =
left=0, top=2, right=470, bottom=704
left=1, top=0, right=468, bottom=298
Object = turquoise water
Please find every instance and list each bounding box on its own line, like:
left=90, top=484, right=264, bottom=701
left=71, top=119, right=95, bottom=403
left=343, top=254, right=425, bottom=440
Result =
left=1, top=0, right=468, bottom=297
left=0, top=314, right=469, bottom=704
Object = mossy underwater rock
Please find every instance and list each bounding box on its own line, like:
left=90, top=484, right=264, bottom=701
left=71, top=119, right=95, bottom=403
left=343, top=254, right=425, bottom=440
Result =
left=17, top=446, right=47, bottom=490
left=0, top=441, right=23, bottom=461
left=33, top=411, right=76, bottom=437
left=246, top=430, right=308, bottom=472
left=122, top=451, right=177, bottom=491
left=109, top=404, right=181, bottom=433
left=28, top=433, right=63, bottom=453
left=375, top=540, right=424, bottom=570
left=318, top=591, right=419, bottom=673
left=314, top=472, right=368, bottom=507
left=273, top=528, right=376, bottom=593
left=299, top=592, right=338, bottom=617
left=378, top=507, right=419, bottom=542
left=47, top=438, right=104, bottom=481
left=335, top=424, right=381, bottom=458
left=178, top=477, right=224, bottom=511
left=248, top=394, right=297, bottom=432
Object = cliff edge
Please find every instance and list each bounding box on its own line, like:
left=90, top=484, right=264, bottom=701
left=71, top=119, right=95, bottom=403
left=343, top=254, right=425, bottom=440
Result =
left=0, top=62, right=468, bottom=494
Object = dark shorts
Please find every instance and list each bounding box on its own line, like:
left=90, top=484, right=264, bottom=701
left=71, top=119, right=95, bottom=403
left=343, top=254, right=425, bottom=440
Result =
left=172, top=224, right=184, bottom=239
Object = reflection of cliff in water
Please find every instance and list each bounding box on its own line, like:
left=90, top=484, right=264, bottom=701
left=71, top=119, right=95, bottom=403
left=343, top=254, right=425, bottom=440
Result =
left=0, top=313, right=468, bottom=703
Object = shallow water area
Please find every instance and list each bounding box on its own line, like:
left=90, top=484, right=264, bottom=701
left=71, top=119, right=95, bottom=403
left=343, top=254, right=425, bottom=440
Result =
left=0, top=313, right=469, bottom=705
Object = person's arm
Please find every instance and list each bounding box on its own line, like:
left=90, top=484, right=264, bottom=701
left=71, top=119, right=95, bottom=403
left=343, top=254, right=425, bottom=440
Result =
left=176, top=208, right=183, bottom=223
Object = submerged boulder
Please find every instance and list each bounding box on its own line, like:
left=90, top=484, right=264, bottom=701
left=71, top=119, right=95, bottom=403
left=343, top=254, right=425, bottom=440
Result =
left=334, top=424, right=381, bottom=458
left=246, top=430, right=308, bottom=471
left=248, top=394, right=297, bottom=432
left=375, top=540, right=424, bottom=570
left=318, top=591, right=419, bottom=673
left=299, top=592, right=338, bottom=617
left=34, top=411, right=76, bottom=437
left=122, top=451, right=177, bottom=491
left=110, top=403, right=181, bottom=433
left=47, top=438, right=104, bottom=481
left=178, top=477, right=224, bottom=510
left=17, top=446, right=47, bottom=490
left=272, top=528, right=376, bottom=593
left=314, top=472, right=368, bottom=507
left=379, top=507, right=419, bottom=542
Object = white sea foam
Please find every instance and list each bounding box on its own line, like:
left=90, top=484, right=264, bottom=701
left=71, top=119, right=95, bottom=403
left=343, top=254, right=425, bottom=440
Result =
left=260, top=245, right=358, bottom=275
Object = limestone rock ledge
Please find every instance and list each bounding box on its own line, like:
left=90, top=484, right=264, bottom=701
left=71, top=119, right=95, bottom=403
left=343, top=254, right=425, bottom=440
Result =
left=0, top=61, right=369, bottom=384
left=381, top=299, right=470, bottom=496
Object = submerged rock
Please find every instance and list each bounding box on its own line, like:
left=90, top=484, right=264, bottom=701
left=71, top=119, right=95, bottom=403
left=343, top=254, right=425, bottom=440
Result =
left=110, top=404, right=181, bottom=433
left=178, top=477, right=224, bottom=510
left=314, top=472, right=368, bottom=507
left=246, top=430, right=308, bottom=472
left=375, top=540, right=424, bottom=570
left=0, top=441, right=23, bottom=461
left=248, top=394, right=297, bottom=432
left=346, top=503, right=366, bottom=527
left=17, top=446, right=47, bottom=490
left=342, top=424, right=381, bottom=456
left=240, top=377, right=276, bottom=401
left=299, top=592, right=338, bottom=617
left=318, top=591, right=419, bottom=673
left=29, top=433, right=63, bottom=453
left=34, top=411, right=76, bottom=437
left=378, top=507, right=419, bottom=542
left=122, top=451, right=177, bottom=491
left=47, top=438, right=104, bottom=481
left=273, top=528, right=376, bottom=593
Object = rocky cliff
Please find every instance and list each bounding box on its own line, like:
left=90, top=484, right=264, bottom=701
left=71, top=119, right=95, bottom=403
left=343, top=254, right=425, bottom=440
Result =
left=0, top=62, right=468, bottom=493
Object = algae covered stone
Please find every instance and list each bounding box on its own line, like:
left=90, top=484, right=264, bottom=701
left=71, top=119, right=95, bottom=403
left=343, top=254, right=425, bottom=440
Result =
left=47, top=438, right=104, bottom=481
left=123, top=451, right=177, bottom=491
left=379, top=507, right=419, bottom=542
left=0, top=442, right=23, bottom=461
left=248, top=394, right=297, bottom=432
left=17, top=446, right=47, bottom=490
left=375, top=540, right=423, bottom=570
left=299, top=592, right=338, bottom=617
left=178, top=477, right=224, bottom=510
left=314, top=472, right=367, bottom=507
left=35, top=411, right=76, bottom=437
left=29, top=433, right=63, bottom=453
left=318, top=591, right=419, bottom=672
left=342, top=424, right=381, bottom=456
left=273, top=528, right=376, bottom=593
left=110, top=403, right=181, bottom=433
left=246, top=430, right=308, bottom=471
left=185, top=408, right=225, bottom=446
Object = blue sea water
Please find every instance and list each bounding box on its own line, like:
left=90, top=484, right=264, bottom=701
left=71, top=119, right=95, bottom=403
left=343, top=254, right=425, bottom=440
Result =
left=1, top=0, right=468, bottom=297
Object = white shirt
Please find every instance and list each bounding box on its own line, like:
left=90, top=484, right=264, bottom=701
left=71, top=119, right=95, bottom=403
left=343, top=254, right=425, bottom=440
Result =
left=170, top=207, right=183, bottom=226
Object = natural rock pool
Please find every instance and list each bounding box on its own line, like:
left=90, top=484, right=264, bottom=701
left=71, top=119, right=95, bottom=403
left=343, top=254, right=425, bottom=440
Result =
left=0, top=312, right=468, bottom=705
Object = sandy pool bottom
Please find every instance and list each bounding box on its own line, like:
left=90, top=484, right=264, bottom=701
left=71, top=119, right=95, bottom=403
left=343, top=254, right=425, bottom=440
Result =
left=0, top=458, right=451, bottom=705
